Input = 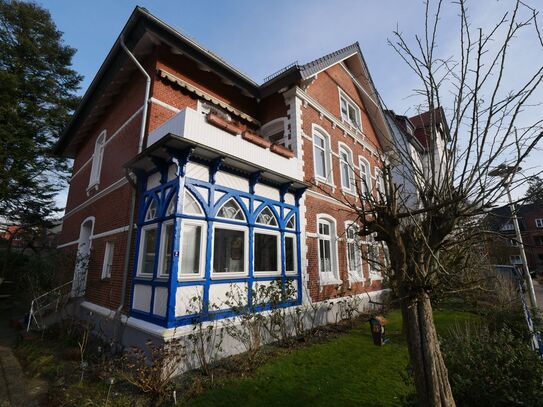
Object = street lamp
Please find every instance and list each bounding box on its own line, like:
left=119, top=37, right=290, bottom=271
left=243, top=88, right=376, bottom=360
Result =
left=489, top=164, right=538, bottom=309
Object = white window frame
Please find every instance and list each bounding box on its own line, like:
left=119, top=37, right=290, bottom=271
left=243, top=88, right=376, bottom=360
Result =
left=261, top=117, right=287, bottom=145
left=211, top=223, right=249, bottom=279
left=157, top=220, right=174, bottom=278
left=358, top=156, right=372, bottom=197
left=284, top=233, right=297, bottom=275
left=137, top=224, right=158, bottom=278
left=317, top=215, right=341, bottom=285
left=339, top=89, right=362, bottom=130
left=374, top=168, right=385, bottom=199
left=536, top=219, right=543, bottom=228
left=88, top=130, right=106, bottom=190
left=345, top=222, right=364, bottom=282
left=101, top=241, right=114, bottom=280
left=178, top=219, right=207, bottom=281
left=338, top=143, right=355, bottom=194
left=366, top=233, right=383, bottom=280
left=312, top=125, right=334, bottom=185
left=253, top=228, right=281, bottom=276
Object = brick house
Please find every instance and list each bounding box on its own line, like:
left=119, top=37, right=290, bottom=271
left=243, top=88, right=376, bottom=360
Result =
left=55, top=7, right=399, bottom=346
left=486, top=203, right=543, bottom=275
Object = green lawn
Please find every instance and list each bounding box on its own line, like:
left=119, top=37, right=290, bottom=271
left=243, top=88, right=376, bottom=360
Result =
left=185, top=309, right=477, bottom=407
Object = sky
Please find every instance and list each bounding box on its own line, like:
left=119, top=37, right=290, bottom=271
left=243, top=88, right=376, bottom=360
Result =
left=37, top=0, right=542, bottom=210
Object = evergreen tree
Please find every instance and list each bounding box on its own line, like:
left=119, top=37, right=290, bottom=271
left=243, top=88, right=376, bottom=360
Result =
left=0, top=0, right=82, bottom=225
left=525, top=175, right=543, bottom=204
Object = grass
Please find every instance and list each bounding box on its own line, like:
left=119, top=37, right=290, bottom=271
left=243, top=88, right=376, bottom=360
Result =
left=184, top=309, right=478, bottom=407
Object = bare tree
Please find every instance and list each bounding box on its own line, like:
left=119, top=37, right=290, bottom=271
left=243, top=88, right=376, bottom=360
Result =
left=314, top=1, right=543, bottom=405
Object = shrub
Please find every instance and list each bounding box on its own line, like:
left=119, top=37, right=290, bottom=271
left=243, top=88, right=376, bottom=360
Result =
left=442, top=322, right=543, bottom=406
left=119, top=337, right=185, bottom=399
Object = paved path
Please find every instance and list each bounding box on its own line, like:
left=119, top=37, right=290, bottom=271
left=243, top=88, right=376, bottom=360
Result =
left=0, top=301, right=44, bottom=406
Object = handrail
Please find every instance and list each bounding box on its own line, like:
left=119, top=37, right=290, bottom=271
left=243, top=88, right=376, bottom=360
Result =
left=26, top=280, right=73, bottom=332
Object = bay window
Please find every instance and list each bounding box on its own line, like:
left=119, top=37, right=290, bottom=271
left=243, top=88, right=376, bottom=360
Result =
left=212, top=226, right=247, bottom=275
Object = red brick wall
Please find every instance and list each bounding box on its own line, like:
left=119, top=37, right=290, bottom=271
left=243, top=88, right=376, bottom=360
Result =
left=300, top=64, right=385, bottom=301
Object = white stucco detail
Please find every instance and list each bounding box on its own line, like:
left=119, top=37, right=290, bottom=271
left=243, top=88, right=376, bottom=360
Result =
left=175, top=285, right=204, bottom=316
left=209, top=282, right=248, bottom=310
left=284, top=193, right=295, bottom=205
left=146, top=172, right=161, bottom=190
left=215, top=171, right=249, bottom=192
left=254, top=184, right=280, bottom=201
left=133, top=284, right=152, bottom=313
left=153, top=287, right=168, bottom=317
left=186, top=162, right=208, bottom=182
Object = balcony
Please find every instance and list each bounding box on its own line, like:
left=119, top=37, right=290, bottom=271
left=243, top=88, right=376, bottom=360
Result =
left=143, top=107, right=303, bottom=185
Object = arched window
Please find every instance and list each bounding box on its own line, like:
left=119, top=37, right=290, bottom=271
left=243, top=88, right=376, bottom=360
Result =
left=339, top=144, right=354, bottom=192
left=88, top=131, right=106, bottom=189
left=166, top=195, right=176, bottom=217
left=145, top=198, right=158, bottom=221
left=217, top=198, right=245, bottom=221
left=313, top=128, right=332, bottom=183
left=345, top=222, right=363, bottom=280
left=256, top=207, right=278, bottom=226
left=317, top=215, right=339, bottom=283
left=183, top=191, right=203, bottom=215
left=359, top=157, right=371, bottom=196
left=261, top=118, right=287, bottom=145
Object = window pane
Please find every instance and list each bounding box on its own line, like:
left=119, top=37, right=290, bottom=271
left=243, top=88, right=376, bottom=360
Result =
left=314, top=134, right=325, bottom=149
left=145, top=200, right=158, bottom=221
left=160, top=223, right=174, bottom=276
left=217, top=199, right=244, bottom=220
left=256, top=207, right=278, bottom=226
left=341, top=161, right=350, bottom=189
left=184, top=192, right=202, bottom=215
left=319, top=222, right=330, bottom=236
left=286, top=215, right=296, bottom=230
left=254, top=233, right=278, bottom=272
left=181, top=224, right=201, bottom=275
left=213, top=228, right=245, bottom=273
left=285, top=236, right=295, bottom=272
left=314, top=145, right=326, bottom=177
left=141, top=227, right=157, bottom=275
left=319, top=239, right=332, bottom=272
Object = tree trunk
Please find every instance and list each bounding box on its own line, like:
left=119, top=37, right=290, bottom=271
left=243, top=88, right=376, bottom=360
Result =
left=401, top=292, right=456, bottom=407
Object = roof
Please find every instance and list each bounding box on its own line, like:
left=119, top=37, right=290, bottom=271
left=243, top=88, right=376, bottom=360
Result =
left=57, top=7, right=392, bottom=157
left=487, top=202, right=543, bottom=231
left=409, top=106, right=450, bottom=149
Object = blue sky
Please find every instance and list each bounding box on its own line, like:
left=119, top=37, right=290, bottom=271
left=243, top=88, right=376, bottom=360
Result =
left=38, top=0, right=541, bottom=208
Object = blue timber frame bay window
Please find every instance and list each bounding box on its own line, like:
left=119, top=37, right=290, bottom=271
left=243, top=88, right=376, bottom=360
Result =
left=129, top=152, right=304, bottom=328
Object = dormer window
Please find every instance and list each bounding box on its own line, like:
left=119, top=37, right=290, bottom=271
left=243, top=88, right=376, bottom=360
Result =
left=339, top=90, right=361, bottom=130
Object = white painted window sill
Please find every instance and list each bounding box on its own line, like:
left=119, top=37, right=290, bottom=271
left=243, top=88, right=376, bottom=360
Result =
left=319, top=277, right=343, bottom=286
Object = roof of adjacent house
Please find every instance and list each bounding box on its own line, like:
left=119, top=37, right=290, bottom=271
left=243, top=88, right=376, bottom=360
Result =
left=409, top=106, right=450, bottom=148
left=56, top=7, right=391, bottom=158
left=487, top=202, right=543, bottom=231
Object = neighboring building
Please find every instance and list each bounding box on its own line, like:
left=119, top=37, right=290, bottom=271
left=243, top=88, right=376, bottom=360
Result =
left=384, top=107, right=450, bottom=209
left=55, top=7, right=394, bottom=347
left=486, top=203, right=543, bottom=275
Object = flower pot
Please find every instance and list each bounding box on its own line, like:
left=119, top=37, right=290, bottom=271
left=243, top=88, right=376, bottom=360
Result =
left=206, top=113, right=242, bottom=135
left=242, top=131, right=272, bottom=149
left=270, top=143, right=295, bottom=158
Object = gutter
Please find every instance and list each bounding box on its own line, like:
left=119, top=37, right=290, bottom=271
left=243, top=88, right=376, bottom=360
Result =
left=113, top=37, right=151, bottom=344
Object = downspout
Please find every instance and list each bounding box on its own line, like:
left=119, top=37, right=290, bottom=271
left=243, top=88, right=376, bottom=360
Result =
left=113, top=37, right=151, bottom=344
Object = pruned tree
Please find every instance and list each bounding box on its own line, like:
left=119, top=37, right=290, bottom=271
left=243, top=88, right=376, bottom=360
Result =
left=313, top=1, right=543, bottom=405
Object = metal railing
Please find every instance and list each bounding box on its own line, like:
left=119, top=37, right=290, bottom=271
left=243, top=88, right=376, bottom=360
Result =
left=26, top=280, right=73, bottom=332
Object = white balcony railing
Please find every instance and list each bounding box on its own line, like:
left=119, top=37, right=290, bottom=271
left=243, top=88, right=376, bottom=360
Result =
left=147, top=108, right=302, bottom=182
